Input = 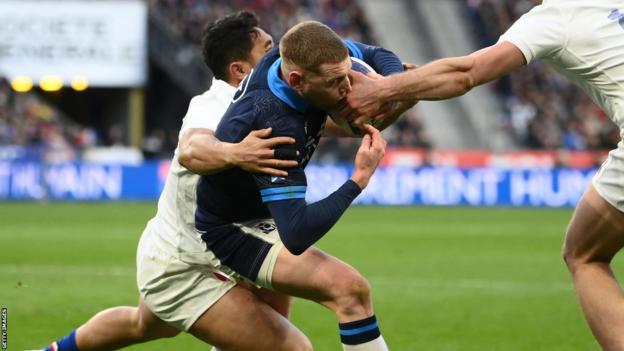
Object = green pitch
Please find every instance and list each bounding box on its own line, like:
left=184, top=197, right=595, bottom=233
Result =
left=0, top=203, right=611, bottom=350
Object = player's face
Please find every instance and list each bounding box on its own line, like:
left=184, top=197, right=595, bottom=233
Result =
left=300, top=57, right=352, bottom=112
left=248, top=27, right=274, bottom=67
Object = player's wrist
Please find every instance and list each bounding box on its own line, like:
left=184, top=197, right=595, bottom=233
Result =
left=222, top=142, right=241, bottom=169
left=350, top=170, right=370, bottom=189
left=377, top=77, right=394, bottom=101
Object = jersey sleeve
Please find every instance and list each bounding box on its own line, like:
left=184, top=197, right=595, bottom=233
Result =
left=180, top=93, right=223, bottom=134
left=214, top=93, right=257, bottom=144
left=252, top=109, right=307, bottom=197
left=343, top=39, right=404, bottom=76
left=252, top=111, right=362, bottom=255
left=498, top=3, right=568, bottom=63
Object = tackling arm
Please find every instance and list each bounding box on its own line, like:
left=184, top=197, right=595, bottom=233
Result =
left=178, top=128, right=298, bottom=177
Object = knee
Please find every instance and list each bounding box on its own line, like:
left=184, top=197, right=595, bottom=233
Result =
left=327, top=268, right=371, bottom=314
left=562, top=230, right=585, bottom=273
left=562, top=237, right=575, bottom=269
left=562, top=231, right=613, bottom=274
left=132, top=315, right=180, bottom=341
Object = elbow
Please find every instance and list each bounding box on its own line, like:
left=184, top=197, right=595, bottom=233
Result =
left=178, top=146, right=193, bottom=170
left=281, top=238, right=307, bottom=256
left=178, top=143, right=201, bottom=173
left=280, top=230, right=308, bottom=256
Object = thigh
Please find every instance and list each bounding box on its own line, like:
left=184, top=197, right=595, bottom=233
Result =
left=565, top=185, right=624, bottom=262
left=271, top=246, right=364, bottom=307
left=137, top=297, right=181, bottom=338
left=189, top=285, right=307, bottom=351
left=250, top=286, right=292, bottom=318
left=137, top=234, right=236, bottom=332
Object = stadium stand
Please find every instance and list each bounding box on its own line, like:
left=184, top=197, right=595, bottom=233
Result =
left=466, top=0, right=620, bottom=150
left=2, top=0, right=617, bottom=164
left=0, top=77, right=93, bottom=163
left=148, top=0, right=430, bottom=161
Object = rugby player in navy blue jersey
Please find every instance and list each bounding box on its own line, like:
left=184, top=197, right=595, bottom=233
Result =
left=42, top=18, right=408, bottom=351
left=185, top=21, right=404, bottom=351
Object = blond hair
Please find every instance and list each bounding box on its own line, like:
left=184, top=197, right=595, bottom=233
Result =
left=280, top=21, right=348, bottom=74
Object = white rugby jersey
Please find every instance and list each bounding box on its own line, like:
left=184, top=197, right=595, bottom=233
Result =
left=145, top=78, right=237, bottom=256
left=499, top=0, right=624, bottom=132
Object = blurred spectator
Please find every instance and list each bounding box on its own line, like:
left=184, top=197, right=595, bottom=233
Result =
left=0, top=77, right=86, bottom=162
left=0, top=1, right=430, bottom=163
left=148, top=0, right=376, bottom=45
left=466, top=0, right=619, bottom=150
left=142, top=129, right=168, bottom=158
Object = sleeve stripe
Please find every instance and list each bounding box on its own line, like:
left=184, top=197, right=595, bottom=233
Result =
left=260, top=186, right=307, bottom=196
left=343, top=39, right=364, bottom=60
left=262, top=192, right=306, bottom=202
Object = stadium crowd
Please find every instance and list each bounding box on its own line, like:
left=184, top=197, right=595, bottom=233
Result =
left=148, top=0, right=376, bottom=45
left=466, top=0, right=620, bottom=150
left=0, top=77, right=90, bottom=163
left=148, top=0, right=430, bottom=160
left=2, top=0, right=618, bottom=163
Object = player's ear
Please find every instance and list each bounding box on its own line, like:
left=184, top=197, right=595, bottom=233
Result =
left=287, top=70, right=304, bottom=92
left=228, top=61, right=251, bottom=82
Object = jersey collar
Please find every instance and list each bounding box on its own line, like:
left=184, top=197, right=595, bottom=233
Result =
left=267, top=58, right=309, bottom=113
left=211, top=78, right=238, bottom=96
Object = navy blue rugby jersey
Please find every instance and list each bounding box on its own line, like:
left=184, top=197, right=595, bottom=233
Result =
left=195, top=40, right=403, bottom=231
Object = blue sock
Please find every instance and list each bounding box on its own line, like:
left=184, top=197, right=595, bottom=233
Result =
left=44, top=330, right=79, bottom=351
left=338, top=315, right=381, bottom=345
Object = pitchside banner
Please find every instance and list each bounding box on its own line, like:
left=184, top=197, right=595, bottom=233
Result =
left=0, top=0, right=147, bottom=87
left=0, top=161, right=596, bottom=207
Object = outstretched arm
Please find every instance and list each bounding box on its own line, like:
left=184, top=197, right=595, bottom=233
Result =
left=346, top=41, right=527, bottom=122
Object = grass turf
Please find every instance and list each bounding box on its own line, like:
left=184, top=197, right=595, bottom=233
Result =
left=0, top=203, right=609, bottom=350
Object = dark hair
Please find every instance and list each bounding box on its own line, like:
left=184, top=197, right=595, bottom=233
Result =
left=201, top=11, right=260, bottom=81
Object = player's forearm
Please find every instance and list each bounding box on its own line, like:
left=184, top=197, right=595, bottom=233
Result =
left=268, top=180, right=362, bottom=255
left=178, top=132, right=238, bottom=174
left=379, top=56, right=478, bottom=102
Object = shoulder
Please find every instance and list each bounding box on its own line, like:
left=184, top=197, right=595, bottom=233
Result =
left=181, top=82, right=235, bottom=132
left=499, top=2, right=568, bottom=62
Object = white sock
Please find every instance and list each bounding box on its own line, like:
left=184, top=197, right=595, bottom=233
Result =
left=211, top=347, right=222, bottom=351
left=342, top=335, right=389, bottom=351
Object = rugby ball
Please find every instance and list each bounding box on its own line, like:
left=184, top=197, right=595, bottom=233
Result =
left=329, top=57, right=376, bottom=136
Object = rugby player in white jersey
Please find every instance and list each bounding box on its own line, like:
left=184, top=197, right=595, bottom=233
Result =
left=41, top=11, right=302, bottom=351
left=343, top=1, right=624, bottom=349
left=42, top=12, right=396, bottom=351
